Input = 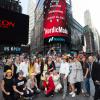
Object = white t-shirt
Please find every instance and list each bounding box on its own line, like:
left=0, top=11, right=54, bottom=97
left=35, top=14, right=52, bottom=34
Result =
left=19, top=62, right=29, bottom=77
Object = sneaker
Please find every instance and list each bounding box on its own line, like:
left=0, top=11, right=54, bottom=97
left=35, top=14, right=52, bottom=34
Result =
left=72, top=93, right=76, bottom=97
left=85, top=93, right=90, bottom=97
left=69, top=92, right=74, bottom=95
left=62, top=94, right=66, bottom=99
left=51, top=94, right=54, bottom=97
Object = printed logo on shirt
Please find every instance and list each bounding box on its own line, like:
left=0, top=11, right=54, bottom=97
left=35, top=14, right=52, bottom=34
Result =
left=17, top=81, right=24, bottom=86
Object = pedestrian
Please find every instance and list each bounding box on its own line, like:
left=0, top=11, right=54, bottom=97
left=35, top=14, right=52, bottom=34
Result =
left=88, top=56, right=96, bottom=98
left=68, top=57, right=76, bottom=97
left=59, top=56, right=70, bottom=99
left=91, top=57, right=100, bottom=100
left=19, top=56, right=29, bottom=78
left=74, top=57, right=83, bottom=95
left=34, top=58, right=41, bottom=88
left=80, top=56, right=90, bottom=96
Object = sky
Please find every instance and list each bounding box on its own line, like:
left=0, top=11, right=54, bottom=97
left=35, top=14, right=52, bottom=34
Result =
left=20, top=0, right=100, bottom=34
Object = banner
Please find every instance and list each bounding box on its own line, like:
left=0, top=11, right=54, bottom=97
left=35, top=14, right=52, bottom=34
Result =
left=44, top=0, right=68, bottom=38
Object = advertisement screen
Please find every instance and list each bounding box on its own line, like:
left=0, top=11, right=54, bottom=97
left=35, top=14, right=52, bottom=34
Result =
left=44, top=0, right=68, bottom=39
left=0, top=8, right=29, bottom=45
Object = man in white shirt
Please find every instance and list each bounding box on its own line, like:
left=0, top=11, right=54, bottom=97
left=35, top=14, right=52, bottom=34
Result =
left=59, top=56, right=70, bottom=99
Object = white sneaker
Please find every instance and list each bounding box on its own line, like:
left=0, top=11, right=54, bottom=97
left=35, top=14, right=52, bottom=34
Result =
left=62, top=94, right=66, bottom=99
left=69, top=92, right=73, bottom=95
left=72, top=93, right=76, bottom=97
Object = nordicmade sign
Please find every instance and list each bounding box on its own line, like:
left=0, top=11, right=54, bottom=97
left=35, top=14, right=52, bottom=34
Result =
left=44, top=27, right=68, bottom=35
left=44, top=0, right=68, bottom=38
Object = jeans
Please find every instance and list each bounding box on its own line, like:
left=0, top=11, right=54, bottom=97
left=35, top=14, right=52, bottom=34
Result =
left=89, top=78, right=95, bottom=96
left=85, top=78, right=90, bottom=94
left=60, top=74, right=67, bottom=95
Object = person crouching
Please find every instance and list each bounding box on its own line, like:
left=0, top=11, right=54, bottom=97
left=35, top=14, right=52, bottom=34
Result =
left=13, top=70, right=27, bottom=100
left=53, top=70, right=62, bottom=93
left=43, top=72, right=55, bottom=97
left=26, top=73, right=40, bottom=96
left=1, top=69, right=14, bottom=100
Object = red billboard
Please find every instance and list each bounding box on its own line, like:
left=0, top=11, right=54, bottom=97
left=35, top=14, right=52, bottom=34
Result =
left=44, top=0, right=68, bottom=38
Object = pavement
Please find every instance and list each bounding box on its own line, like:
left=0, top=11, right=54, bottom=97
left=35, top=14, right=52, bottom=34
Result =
left=34, top=94, right=92, bottom=100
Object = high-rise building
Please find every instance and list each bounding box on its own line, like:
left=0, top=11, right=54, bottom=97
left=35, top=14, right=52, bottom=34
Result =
left=0, top=0, right=22, bottom=13
left=84, top=10, right=92, bottom=28
left=84, top=10, right=100, bottom=54
left=27, top=0, right=36, bottom=44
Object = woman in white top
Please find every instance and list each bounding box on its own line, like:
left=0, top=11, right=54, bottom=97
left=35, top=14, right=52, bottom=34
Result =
left=68, top=57, right=77, bottom=97
left=74, top=57, right=83, bottom=95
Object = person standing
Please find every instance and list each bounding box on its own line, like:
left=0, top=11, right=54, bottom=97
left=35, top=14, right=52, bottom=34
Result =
left=19, top=56, right=29, bottom=78
left=80, top=56, right=90, bottom=96
left=4, top=56, right=14, bottom=77
left=55, top=56, right=61, bottom=72
left=14, top=56, right=20, bottom=78
left=88, top=56, right=96, bottom=98
left=68, top=57, right=77, bottom=97
left=59, top=56, right=70, bottom=99
left=47, top=56, right=56, bottom=72
left=89, top=56, right=100, bottom=100
left=34, top=58, right=41, bottom=88
left=74, top=57, right=83, bottom=95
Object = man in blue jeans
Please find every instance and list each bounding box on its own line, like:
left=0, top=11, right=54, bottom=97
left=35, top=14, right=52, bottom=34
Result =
left=81, top=56, right=90, bottom=96
left=59, top=56, right=70, bottom=99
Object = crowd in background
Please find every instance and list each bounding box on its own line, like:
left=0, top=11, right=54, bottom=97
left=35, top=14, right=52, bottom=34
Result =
left=0, top=52, right=100, bottom=100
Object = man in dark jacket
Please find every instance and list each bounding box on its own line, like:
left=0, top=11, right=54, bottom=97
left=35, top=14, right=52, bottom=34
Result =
left=91, top=59, right=100, bottom=100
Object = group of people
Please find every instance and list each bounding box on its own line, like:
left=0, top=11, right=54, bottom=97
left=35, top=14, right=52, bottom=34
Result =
left=0, top=53, right=100, bottom=100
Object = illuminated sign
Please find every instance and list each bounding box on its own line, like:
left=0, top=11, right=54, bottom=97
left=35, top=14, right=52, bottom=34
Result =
left=0, top=7, right=29, bottom=45
left=48, top=37, right=65, bottom=43
left=0, top=20, right=15, bottom=28
left=44, top=0, right=68, bottom=38
left=3, top=46, right=21, bottom=52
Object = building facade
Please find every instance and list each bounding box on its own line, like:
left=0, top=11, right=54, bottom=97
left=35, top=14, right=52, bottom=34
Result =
left=84, top=10, right=100, bottom=54
left=0, top=0, right=22, bottom=13
left=30, top=0, right=84, bottom=55
left=28, top=0, right=36, bottom=44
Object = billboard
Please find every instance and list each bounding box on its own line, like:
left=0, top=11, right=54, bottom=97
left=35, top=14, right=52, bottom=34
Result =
left=0, top=8, right=29, bottom=45
left=44, top=0, right=68, bottom=39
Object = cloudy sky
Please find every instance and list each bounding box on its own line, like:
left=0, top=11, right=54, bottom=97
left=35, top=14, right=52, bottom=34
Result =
left=20, top=0, right=100, bottom=34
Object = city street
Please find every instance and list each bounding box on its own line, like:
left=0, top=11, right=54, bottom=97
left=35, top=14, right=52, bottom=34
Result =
left=0, top=0, right=100, bottom=100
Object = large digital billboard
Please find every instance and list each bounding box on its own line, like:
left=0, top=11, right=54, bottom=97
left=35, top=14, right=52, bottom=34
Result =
left=44, top=0, right=68, bottom=39
left=0, top=8, right=29, bottom=45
